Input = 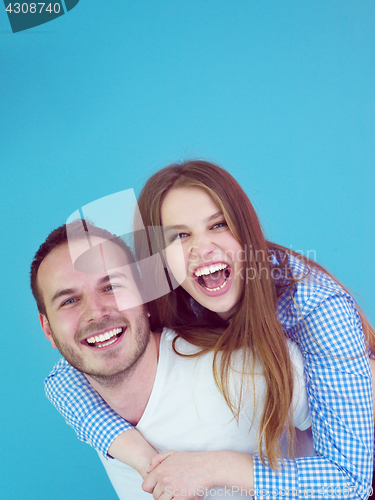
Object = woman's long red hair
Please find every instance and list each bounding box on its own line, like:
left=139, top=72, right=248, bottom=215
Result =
left=135, top=160, right=374, bottom=470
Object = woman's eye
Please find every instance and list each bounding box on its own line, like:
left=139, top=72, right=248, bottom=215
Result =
left=211, top=221, right=228, bottom=230
left=170, top=232, right=188, bottom=243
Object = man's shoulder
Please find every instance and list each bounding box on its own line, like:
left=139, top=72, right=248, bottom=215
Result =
left=159, top=327, right=177, bottom=340
left=159, top=327, right=204, bottom=356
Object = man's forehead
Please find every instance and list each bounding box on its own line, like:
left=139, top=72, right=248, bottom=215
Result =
left=37, top=238, right=140, bottom=306
left=70, top=236, right=131, bottom=274
left=38, top=238, right=132, bottom=286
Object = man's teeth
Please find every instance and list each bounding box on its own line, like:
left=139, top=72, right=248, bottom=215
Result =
left=86, top=327, right=123, bottom=345
left=194, top=263, right=228, bottom=277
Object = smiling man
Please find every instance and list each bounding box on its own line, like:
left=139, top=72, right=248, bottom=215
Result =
left=36, top=231, right=151, bottom=383
left=31, top=220, right=312, bottom=500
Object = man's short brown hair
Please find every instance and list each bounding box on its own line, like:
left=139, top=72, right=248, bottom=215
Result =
left=30, top=219, right=138, bottom=316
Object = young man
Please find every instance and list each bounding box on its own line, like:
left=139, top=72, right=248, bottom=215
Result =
left=31, top=220, right=312, bottom=499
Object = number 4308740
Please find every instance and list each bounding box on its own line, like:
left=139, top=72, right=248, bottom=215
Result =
left=6, top=3, right=61, bottom=14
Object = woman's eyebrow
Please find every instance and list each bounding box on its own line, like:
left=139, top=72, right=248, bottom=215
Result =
left=163, top=224, right=189, bottom=232
left=164, top=211, right=224, bottom=232
left=206, top=210, right=223, bottom=222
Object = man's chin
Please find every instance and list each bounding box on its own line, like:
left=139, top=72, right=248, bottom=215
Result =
left=51, top=313, right=151, bottom=386
left=84, top=367, right=132, bottom=388
left=51, top=334, right=126, bottom=375
left=58, top=351, right=129, bottom=381
left=55, top=344, right=150, bottom=387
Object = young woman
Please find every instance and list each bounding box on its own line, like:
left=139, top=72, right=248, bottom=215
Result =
left=44, top=160, right=374, bottom=499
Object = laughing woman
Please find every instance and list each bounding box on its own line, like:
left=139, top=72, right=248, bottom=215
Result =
left=43, top=161, right=374, bottom=499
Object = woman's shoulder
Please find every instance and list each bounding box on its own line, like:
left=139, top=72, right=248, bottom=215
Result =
left=271, top=250, right=353, bottom=327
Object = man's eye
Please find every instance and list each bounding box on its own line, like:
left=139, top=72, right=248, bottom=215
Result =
left=104, top=284, right=125, bottom=292
left=61, top=298, right=76, bottom=307
left=105, top=285, right=116, bottom=291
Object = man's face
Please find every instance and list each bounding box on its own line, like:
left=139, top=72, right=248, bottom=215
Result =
left=37, top=238, right=150, bottom=380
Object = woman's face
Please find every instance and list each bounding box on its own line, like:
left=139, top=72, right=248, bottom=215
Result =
left=161, top=186, right=245, bottom=320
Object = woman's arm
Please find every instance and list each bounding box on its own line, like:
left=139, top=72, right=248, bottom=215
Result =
left=262, top=290, right=374, bottom=500
left=108, top=429, right=157, bottom=479
left=44, top=357, right=157, bottom=476
left=369, top=358, right=375, bottom=419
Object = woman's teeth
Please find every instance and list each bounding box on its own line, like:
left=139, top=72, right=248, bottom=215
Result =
left=194, top=262, right=228, bottom=277
left=201, top=277, right=229, bottom=292
left=86, top=327, right=123, bottom=347
left=194, top=263, right=230, bottom=291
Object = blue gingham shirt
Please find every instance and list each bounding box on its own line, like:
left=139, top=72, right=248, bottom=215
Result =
left=44, top=253, right=374, bottom=499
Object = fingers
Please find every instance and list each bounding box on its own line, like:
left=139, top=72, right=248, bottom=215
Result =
left=147, top=450, right=177, bottom=473
left=152, top=484, right=170, bottom=499
left=142, top=474, right=157, bottom=493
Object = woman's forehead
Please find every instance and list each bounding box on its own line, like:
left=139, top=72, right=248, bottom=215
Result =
left=161, top=186, right=220, bottom=225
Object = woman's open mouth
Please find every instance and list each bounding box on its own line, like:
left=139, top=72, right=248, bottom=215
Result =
left=193, top=262, right=231, bottom=293
left=84, top=327, right=125, bottom=349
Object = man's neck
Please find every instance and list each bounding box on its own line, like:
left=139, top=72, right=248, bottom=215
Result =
left=86, top=332, right=161, bottom=426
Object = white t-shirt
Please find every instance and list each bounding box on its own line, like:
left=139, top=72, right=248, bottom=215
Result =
left=99, top=329, right=312, bottom=499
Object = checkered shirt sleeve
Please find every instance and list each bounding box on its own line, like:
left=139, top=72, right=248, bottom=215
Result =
left=252, top=255, right=374, bottom=499
left=44, top=359, right=132, bottom=458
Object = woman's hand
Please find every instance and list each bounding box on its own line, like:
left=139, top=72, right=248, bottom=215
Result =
left=142, top=450, right=215, bottom=499
left=142, top=450, right=254, bottom=499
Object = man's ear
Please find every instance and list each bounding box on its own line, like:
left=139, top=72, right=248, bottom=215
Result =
left=39, top=313, right=57, bottom=349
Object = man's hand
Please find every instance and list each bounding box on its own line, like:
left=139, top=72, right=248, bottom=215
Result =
left=142, top=450, right=215, bottom=499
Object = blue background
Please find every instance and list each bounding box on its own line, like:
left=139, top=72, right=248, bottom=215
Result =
left=1, top=1, right=374, bottom=498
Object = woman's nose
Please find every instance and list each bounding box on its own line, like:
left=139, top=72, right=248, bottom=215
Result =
left=189, top=233, right=216, bottom=261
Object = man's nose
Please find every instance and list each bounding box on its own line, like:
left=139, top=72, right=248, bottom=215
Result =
left=82, top=294, right=112, bottom=322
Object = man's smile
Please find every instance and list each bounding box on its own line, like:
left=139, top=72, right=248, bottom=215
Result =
left=83, top=327, right=126, bottom=349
